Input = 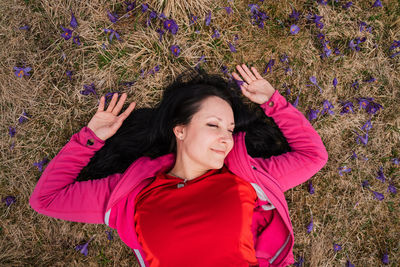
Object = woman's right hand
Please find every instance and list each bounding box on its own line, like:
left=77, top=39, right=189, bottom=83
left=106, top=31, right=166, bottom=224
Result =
left=87, top=93, right=136, bottom=141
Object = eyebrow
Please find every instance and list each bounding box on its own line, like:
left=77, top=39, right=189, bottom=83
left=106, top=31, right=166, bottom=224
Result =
left=207, top=116, right=235, bottom=126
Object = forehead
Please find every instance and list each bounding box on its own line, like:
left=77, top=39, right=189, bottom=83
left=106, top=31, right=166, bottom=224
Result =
left=195, top=96, right=234, bottom=122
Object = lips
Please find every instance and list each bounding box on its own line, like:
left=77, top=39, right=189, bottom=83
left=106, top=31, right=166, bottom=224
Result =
left=211, top=149, right=225, bottom=155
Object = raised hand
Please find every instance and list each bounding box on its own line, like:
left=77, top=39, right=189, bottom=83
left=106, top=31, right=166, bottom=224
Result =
left=232, top=64, right=276, bottom=105
left=87, top=93, right=136, bottom=141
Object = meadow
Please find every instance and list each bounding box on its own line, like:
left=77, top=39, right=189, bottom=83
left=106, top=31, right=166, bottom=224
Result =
left=1, top=0, right=399, bottom=266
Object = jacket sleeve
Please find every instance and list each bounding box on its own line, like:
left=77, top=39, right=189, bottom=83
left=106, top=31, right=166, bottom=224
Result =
left=252, top=90, right=328, bottom=192
left=29, top=126, right=122, bottom=224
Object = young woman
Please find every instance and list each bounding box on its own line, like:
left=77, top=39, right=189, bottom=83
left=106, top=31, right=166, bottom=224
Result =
left=30, top=64, right=328, bottom=267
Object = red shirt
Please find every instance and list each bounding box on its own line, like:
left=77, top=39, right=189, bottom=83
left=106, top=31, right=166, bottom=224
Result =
left=134, top=165, right=259, bottom=267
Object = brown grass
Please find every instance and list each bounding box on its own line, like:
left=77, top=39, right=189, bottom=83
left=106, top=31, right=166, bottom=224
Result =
left=1, top=0, right=399, bottom=266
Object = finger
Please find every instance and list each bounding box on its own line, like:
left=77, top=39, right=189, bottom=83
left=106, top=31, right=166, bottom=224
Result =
left=112, top=93, right=127, bottom=115
left=118, top=102, right=136, bottom=121
left=240, top=86, right=253, bottom=99
left=98, top=96, right=105, bottom=112
left=251, top=66, right=263, bottom=80
left=241, top=64, right=257, bottom=81
left=232, top=72, right=248, bottom=89
left=106, top=93, right=119, bottom=113
left=235, top=65, right=252, bottom=83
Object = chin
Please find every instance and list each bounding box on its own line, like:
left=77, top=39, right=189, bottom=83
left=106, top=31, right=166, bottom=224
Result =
left=210, top=160, right=224, bottom=170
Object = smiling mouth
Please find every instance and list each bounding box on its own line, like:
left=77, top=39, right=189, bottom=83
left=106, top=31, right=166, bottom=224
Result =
left=211, top=149, right=225, bottom=155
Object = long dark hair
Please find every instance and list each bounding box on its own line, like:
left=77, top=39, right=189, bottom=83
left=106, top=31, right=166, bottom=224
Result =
left=76, top=67, right=291, bottom=181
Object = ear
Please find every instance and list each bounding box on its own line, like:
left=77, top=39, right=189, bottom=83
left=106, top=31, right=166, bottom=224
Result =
left=173, top=125, right=186, bottom=140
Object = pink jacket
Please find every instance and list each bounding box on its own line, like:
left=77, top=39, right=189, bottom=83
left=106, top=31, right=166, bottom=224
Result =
left=30, top=90, right=328, bottom=267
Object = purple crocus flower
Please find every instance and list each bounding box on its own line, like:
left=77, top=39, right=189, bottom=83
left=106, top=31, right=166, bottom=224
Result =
left=376, top=166, right=386, bottom=183
left=362, top=180, right=370, bottom=188
left=105, top=92, right=121, bottom=105
left=361, top=119, right=372, bottom=132
left=351, top=80, right=359, bottom=90
left=19, top=25, right=30, bottom=30
left=212, top=29, right=220, bottom=38
left=308, top=181, right=315, bottom=194
left=339, top=100, right=354, bottom=115
left=382, top=251, right=389, bottom=264
left=124, top=1, right=136, bottom=12
left=307, top=108, right=319, bottom=121
left=363, top=77, right=376, bottom=83
left=387, top=182, right=397, bottom=195
left=33, top=157, right=49, bottom=172
left=141, top=3, right=149, bottom=13
left=263, top=59, right=275, bottom=74
left=359, top=21, right=367, bottom=32
left=163, top=19, right=178, bottom=35
left=14, top=66, right=32, bottom=78
left=321, top=42, right=332, bottom=58
left=105, top=230, right=113, bottom=240
left=66, top=70, right=73, bottom=79
left=107, top=11, right=118, bottom=23
left=18, top=111, right=30, bottom=124
left=228, top=42, right=236, bottom=53
left=189, top=14, right=198, bottom=25
left=205, top=11, right=211, bottom=26
left=293, top=256, right=304, bottom=267
left=355, top=97, right=373, bottom=110
left=8, top=126, right=16, bottom=137
left=372, top=190, right=384, bottom=200
left=389, top=51, right=400, bottom=58
left=170, top=45, right=180, bottom=56
left=81, top=83, right=97, bottom=96
left=353, top=130, right=368, bottom=145
left=61, top=26, right=73, bottom=40
left=320, top=100, right=334, bottom=116
left=292, top=94, right=299, bottom=108
left=233, top=77, right=245, bottom=88
left=333, top=244, right=342, bottom=252
left=280, top=54, right=289, bottom=63
left=392, top=158, right=399, bottom=165
left=70, top=11, right=78, bottom=29
left=156, top=28, right=165, bottom=42
left=75, top=237, right=94, bottom=256
left=248, top=4, right=259, bottom=14
left=309, top=76, right=323, bottom=93
left=351, top=151, right=357, bottom=159
left=317, top=0, right=328, bottom=5
left=338, top=166, right=351, bottom=176
left=289, top=7, right=300, bottom=21
left=333, top=77, right=337, bottom=89
left=389, top=40, right=400, bottom=50
left=365, top=101, right=383, bottom=115
left=2, top=196, right=16, bottom=207
left=103, top=29, right=121, bottom=42
left=346, top=260, right=355, bottom=267
left=306, top=216, right=313, bottom=233
left=73, top=36, right=81, bottom=45
left=224, top=7, right=233, bottom=14
left=290, top=24, right=300, bottom=35
left=372, top=0, right=382, bottom=7
left=342, top=2, right=353, bottom=9
left=194, top=55, right=206, bottom=70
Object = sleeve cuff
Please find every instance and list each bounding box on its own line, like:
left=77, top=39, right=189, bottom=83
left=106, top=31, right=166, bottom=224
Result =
left=80, top=126, right=106, bottom=148
left=260, top=90, right=280, bottom=109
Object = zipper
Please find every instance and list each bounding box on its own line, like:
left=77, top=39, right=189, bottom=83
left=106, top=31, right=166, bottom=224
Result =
left=176, top=178, right=188, bottom=188
left=252, top=167, right=290, bottom=223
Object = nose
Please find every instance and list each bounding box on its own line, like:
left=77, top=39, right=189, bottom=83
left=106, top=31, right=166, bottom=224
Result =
left=219, top=129, right=233, bottom=143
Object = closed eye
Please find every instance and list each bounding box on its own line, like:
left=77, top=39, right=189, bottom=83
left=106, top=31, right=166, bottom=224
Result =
left=207, top=124, right=234, bottom=133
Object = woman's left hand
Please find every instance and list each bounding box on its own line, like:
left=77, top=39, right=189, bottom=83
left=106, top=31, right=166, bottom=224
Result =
left=232, top=64, right=276, bottom=105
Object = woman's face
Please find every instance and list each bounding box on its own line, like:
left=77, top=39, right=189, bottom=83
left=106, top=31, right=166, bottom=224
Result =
left=174, top=96, right=235, bottom=170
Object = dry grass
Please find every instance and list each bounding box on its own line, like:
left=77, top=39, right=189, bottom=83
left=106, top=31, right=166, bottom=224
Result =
left=1, top=0, right=399, bottom=266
